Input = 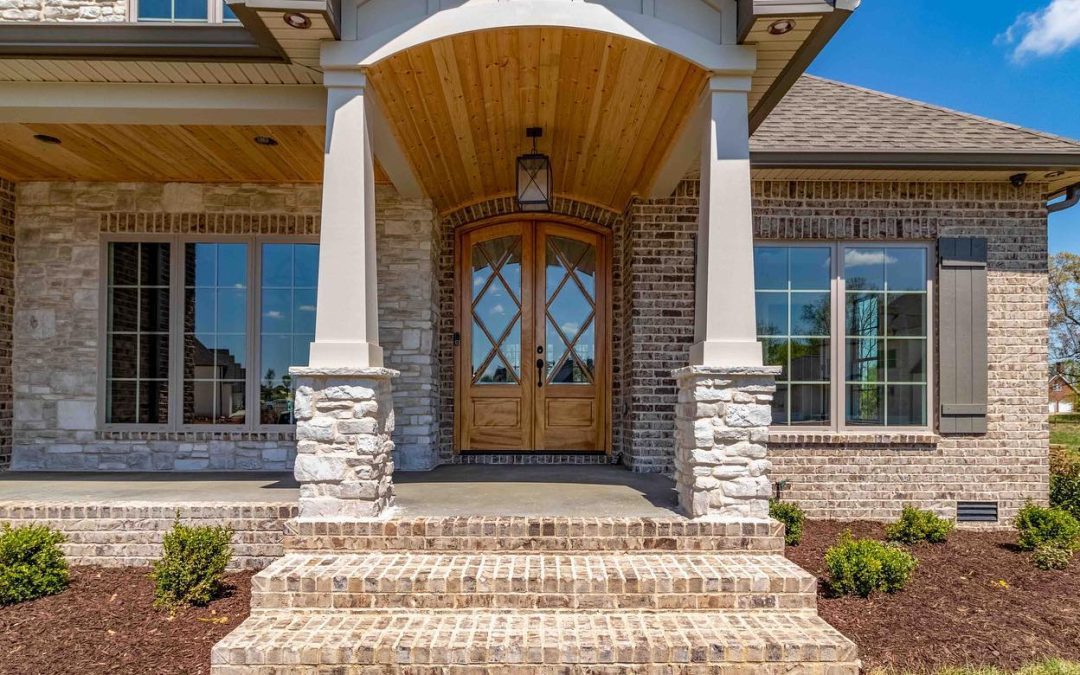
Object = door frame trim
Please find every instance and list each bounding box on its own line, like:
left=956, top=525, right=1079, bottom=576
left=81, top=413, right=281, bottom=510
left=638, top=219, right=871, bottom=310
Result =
left=453, top=213, right=613, bottom=455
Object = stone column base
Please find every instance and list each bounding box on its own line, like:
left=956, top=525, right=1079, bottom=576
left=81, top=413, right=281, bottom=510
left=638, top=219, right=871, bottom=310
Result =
left=672, top=365, right=781, bottom=519
left=289, top=366, right=399, bottom=519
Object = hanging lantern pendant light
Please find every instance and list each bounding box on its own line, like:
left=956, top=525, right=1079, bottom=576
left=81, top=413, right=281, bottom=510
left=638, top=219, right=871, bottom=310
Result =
left=516, top=127, right=552, bottom=212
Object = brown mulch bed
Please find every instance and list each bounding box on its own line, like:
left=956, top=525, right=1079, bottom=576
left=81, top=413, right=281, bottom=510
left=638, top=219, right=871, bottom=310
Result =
left=0, top=567, right=252, bottom=675
left=787, top=520, right=1080, bottom=673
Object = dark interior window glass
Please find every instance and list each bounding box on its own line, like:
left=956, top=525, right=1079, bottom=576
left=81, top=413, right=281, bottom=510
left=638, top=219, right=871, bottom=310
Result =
left=106, top=242, right=170, bottom=424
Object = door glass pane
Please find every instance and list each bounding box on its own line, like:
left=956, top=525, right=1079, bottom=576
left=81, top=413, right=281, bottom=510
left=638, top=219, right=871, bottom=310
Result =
left=546, top=236, right=596, bottom=384
left=470, top=236, right=522, bottom=384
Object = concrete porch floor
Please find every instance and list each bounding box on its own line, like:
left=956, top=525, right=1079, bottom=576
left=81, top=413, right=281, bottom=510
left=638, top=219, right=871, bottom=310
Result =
left=0, top=465, right=680, bottom=517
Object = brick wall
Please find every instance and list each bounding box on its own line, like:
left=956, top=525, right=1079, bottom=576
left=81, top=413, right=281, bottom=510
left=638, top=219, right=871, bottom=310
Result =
left=0, top=178, right=13, bottom=470
left=11, top=181, right=440, bottom=472
left=0, top=0, right=125, bottom=21
left=755, top=180, right=1050, bottom=524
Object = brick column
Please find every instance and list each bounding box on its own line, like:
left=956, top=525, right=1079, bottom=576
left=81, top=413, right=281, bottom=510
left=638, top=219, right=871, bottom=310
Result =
left=291, top=367, right=398, bottom=519
left=674, top=366, right=779, bottom=519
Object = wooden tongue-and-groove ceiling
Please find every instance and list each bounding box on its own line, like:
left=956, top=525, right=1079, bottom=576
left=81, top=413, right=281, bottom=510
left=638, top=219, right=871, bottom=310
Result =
left=0, top=29, right=706, bottom=213
left=367, top=28, right=708, bottom=213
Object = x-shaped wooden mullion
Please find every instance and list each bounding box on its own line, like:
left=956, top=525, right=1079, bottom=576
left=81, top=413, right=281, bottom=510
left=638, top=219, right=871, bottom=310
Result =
left=545, top=312, right=596, bottom=384
left=470, top=244, right=521, bottom=314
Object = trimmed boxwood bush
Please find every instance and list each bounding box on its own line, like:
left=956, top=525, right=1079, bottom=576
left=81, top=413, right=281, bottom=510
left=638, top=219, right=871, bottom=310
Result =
left=151, top=520, right=233, bottom=609
left=885, top=506, right=954, bottom=545
left=769, top=500, right=806, bottom=546
left=1032, top=544, right=1073, bottom=571
left=1014, top=502, right=1080, bottom=552
left=0, top=523, right=69, bottom=606
left=824, top=531, right=918, bottom=598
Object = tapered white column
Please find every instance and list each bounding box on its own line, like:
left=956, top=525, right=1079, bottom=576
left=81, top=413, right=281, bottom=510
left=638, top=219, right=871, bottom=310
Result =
left=689, top=75, right=762, bottom=368
left=309, top=70, right=383, bottom=369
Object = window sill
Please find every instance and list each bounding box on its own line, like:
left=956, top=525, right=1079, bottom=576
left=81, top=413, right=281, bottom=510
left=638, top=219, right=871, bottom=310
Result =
left=768, top=431, right=940, bottom=446
left=98, top=429, right=295, bottom=441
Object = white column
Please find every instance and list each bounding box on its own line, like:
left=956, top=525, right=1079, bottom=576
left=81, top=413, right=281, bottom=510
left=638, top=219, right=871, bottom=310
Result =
left=308, top=70, right=383, bottom=369
left=689, top=75, right=762, bottom=368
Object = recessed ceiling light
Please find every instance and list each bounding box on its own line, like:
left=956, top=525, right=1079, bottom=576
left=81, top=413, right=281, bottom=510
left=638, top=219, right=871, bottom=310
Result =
left=254, top=136, right=279, bottom=147
left=1045, top=170, right=1066, bottom=179
left=283, top=12, right=311, bottom=29
left=767, top=19, right=796, bottom=35
left=33, top=133, right=61, bottom=144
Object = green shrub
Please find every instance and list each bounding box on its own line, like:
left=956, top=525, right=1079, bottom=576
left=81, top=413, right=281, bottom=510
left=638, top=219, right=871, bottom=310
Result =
left=884, top=506, right=954, bottom=545
left=151, top=520, right=233, bottom=608
left=824, top=531, right=918, bottom=598
left=1050, top=471, right=1080, bottom=521
left=0, top=524, right=69, bottom=606
left=1014, top=502, right=1080, bottom=552
left=1032, top=544, right=1073, bottom=571
left=769, top=499, right=806, bottom=546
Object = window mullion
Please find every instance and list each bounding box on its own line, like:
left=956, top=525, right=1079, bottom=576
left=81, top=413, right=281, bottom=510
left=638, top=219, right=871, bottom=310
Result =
left=248, top=237, right=259, bottom=432
left=834, top=243, right=844, bottom=432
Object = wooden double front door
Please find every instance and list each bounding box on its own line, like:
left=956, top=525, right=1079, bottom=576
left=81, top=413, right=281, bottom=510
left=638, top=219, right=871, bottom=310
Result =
left=456, top=218, right=610, bottom=452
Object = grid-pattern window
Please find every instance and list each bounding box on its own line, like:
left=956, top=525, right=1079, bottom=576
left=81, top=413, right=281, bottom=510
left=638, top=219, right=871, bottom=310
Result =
left=259, top=243, right=319, bottom=425
left=182, top=243, right=248, bottom=425
left=754, top=246, right=832, bottom=425
left=105, top=242, right=171, bottom=424
left=752, top=243, right=932, bottom=430
left=844, top=247, right=929, bottom=426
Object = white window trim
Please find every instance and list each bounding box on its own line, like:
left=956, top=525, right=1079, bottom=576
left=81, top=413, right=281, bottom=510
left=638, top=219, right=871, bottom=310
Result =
left=129, top=0, right=239, bottom=23
left=98, top=234, right=318, bottom=433
left=754, top=240, right=935, bottom=434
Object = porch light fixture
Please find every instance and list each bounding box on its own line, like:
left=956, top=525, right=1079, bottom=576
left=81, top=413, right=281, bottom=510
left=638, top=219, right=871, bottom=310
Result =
left=767, top=19, right=796, bottom=35
left=283, top=12, right=311, bottom=29
left=33, top=133, right=61, bottom=145
left=516, top=127, right=552, bottom=212
left=254, top=135, right=279, bottom=146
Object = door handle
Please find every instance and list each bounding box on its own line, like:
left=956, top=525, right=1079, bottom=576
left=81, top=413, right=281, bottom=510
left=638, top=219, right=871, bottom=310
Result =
left=536, top=359, right=544, bottom=388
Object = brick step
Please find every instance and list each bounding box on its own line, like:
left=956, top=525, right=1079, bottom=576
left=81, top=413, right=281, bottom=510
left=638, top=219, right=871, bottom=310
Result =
left=283, top=517, right=785, bottom=553
left=252, top=552, right=817, bottom=611
left=211, top=609, right=858, bottom=674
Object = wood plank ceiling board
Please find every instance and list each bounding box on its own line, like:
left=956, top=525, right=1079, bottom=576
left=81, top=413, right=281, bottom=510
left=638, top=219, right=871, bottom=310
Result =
left=365, top=27, right=709, bottom=214
left=742, top=15, right=820, bottom=112
left=0, top=58, right=322, bottom=84
left=0, top=123, right=327, bottom=182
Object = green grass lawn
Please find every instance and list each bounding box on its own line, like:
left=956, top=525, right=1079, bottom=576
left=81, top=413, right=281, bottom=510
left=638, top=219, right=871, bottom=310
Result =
left=1049, top=415, right=1080, bottom=461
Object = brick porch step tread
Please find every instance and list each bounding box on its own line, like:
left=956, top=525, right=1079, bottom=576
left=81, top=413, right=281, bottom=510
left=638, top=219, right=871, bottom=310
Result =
left=212, top=609, right=858, bottom=668
left=283, top=517, right=784, bottom=553
left=251, top=552, right=816, bottom=610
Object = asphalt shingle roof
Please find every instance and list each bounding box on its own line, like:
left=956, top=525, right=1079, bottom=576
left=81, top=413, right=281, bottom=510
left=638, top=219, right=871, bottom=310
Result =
left=750, top=75, right=1080, bottom=154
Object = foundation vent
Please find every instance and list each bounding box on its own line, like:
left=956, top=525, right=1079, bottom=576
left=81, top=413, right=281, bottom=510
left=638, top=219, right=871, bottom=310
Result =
left=956, top=501, right=998, bottom=523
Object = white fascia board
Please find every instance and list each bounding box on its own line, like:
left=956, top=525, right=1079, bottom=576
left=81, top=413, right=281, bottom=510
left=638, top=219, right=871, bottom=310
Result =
left=0, top=82, right=326, bottom=125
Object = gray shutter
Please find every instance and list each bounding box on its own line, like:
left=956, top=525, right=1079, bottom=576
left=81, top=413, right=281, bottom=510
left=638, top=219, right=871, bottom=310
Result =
left=938, top=237, right=988, bottom=434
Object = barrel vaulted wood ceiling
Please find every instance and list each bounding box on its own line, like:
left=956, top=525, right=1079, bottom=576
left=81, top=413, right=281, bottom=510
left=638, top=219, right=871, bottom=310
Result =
left=366, top=27, right=709, bottom=214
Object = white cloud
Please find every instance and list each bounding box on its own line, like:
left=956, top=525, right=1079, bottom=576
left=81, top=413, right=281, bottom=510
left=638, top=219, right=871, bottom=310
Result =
left=843, top=250, right=897, bottom=267
left=264, top=310, right=284, bottom=320
left=998, top=0, right=1080, bottom=61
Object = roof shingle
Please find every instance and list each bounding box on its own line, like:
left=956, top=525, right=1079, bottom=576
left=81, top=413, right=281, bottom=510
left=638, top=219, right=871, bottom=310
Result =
left=750, top=75, right=1080, bottom=154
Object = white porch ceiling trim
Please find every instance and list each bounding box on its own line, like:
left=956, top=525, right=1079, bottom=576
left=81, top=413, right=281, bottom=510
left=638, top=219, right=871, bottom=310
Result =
left=0, top=82, right=327, bottom=125
left=325, top=0, right=756, bottom=72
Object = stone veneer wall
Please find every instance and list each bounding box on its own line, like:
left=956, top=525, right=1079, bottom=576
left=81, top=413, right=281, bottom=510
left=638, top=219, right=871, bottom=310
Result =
left=756, top=180, right=1050, bottom=524
left=0, top=0, right=125, bottom=21
left=11, top=182, right=439, bottom=472
left=436, top=196, right=626, bottom=465
left=0, top=178, right=13, bottom=470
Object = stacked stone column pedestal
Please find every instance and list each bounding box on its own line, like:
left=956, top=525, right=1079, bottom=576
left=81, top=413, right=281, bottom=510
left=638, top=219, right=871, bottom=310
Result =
left=290, top=367, right=399, bottom=519
left=673, top=365, right=781, bottom=519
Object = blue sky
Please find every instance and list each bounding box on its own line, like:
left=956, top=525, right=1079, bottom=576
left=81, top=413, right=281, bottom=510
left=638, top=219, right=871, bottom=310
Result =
left=805, top=0, right=1080, bottom=254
